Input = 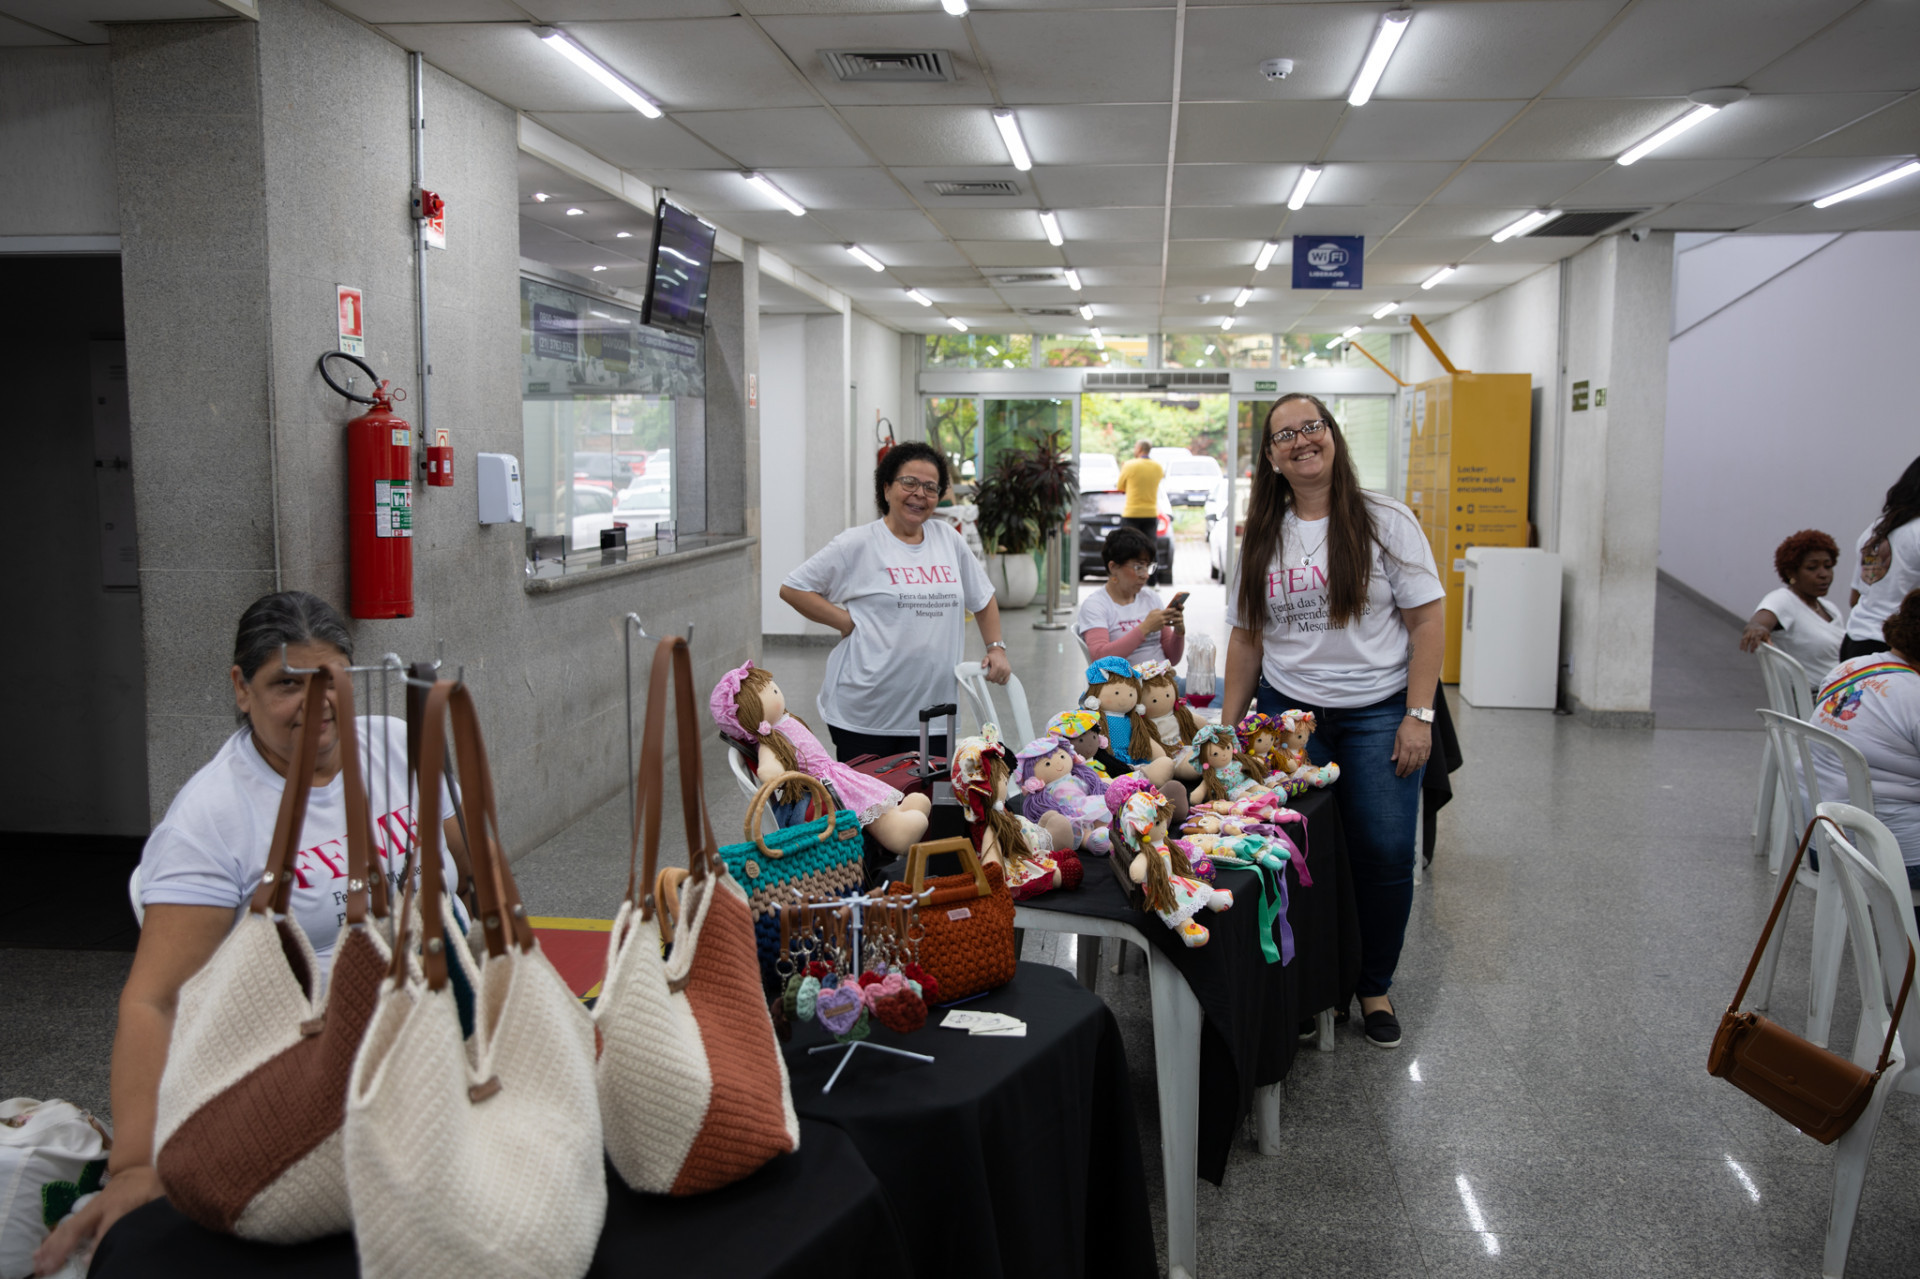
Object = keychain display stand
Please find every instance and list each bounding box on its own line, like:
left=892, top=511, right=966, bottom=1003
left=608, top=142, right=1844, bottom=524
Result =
left=791, top=892, right=936, bottom=1094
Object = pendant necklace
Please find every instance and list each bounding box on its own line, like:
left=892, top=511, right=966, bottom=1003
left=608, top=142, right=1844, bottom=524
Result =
left=1290, top=514, right=1329, bottom=567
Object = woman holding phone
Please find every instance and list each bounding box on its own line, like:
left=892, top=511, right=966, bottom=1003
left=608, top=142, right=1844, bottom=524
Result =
left=1076, top=525, right=1186, bottom=664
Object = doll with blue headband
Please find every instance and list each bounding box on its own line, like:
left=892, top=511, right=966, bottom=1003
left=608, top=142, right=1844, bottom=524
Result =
left=1015, top=735, right=1113, bottom=856
left=1081, top=657, right=1166, bottom=768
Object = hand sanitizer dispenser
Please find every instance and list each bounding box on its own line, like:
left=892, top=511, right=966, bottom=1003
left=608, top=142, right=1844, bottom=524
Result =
left=476, top=453, right=522, bottom=524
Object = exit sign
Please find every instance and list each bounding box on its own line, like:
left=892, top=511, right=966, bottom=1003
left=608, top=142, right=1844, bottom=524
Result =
left=1254, top=380, right=1277, bottom=393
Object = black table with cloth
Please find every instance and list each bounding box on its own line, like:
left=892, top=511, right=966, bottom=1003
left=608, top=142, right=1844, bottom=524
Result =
left=88, top=1119, right=911, bottom=1279
left=1015, top=785, right=1360, bottom=1184
left=784, top=960, right=1156, bottom=1279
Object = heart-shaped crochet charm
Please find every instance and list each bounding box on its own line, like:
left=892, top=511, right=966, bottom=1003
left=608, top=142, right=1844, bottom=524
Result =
left=872, top=983, right=927, bottom=1035
left=861, top=972, right=907, bottom=1008
left=782, top=972, right=804, bottom=1020
left=795, top=974, right=821, bottom=1022
left=816, top=983, right=863, bottom=1036
left=839, top=1003, right=872, bottom=1043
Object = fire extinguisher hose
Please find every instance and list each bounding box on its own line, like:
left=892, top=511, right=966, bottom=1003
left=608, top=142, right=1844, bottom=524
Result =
left=318, top=350, right=384, bottom=404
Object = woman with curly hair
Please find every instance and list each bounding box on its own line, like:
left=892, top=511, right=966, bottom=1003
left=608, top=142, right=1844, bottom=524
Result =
left=1739, top=528, right=1844, bottom=688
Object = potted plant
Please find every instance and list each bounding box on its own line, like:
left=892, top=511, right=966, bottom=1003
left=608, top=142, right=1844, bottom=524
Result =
left=974, top=431, right=1078, bottom=609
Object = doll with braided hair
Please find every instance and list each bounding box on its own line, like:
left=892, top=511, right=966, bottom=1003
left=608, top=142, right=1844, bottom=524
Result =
left=1246, top=709, right=1341, bottom=789
left=953, top=729, right=1081, bottom=900
left=1107, top=777, right=1232, bottom=948
left=711, top=662, right=932, bottom=853
left=1189, top=722, right=1276, bottom=807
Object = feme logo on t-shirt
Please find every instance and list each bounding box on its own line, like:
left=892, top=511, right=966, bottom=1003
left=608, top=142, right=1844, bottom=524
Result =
left=293, top=802, right=421, bottom=926
left=886, top=562, right=962, bottom=622
left=1267, top=564, right=1369, bottom=635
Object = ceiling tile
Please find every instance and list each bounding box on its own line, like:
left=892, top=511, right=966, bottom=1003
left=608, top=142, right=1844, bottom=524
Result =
left=1326, top=101, right=1526, bottom=164
left=1286, top=206, right=1421, bottom=238
left=1034, top=166, right=1165, bottom=208
left=1699, top=156, right=1919, bottom=205
left=754, top=166, right=917, bottom=209
left=753, top=13, right=994, bottom=106
left=1170, top=165, right=1296, bottom=207
left=716, top=210, right=846, bottom=242
left=890, top=268, right=987, bottom=288
left=0, top=0, right=240, bottom=42
left=957, top=241, right=1066, bottom=267
left=526, top=1, right=737, bottom=15
left=520, top=197, right=640, bottom=239
left=836, top=104, right=1007, bottom=166
left=528, top=112, right=734, bottom=171
left=810, top=208, right=943, bottom=240
left=1171, top=207, right=1285, bottom=240
left=1759, top=191, right=1920, bottom=232
left=1639, top=202, right=1796, bottom=230
left=633, top=168, right=779, bottom=210
left=1376, top=2, right=1621, bottom=100
left=335, top=0, right=526, bottom=17
left=1658, top=93, right=1908, bottom=161
left=1396, top=207, right=1530, bottom=239
left=1056, top=208, right=1165, bottom=241
left=891, top=166, right=1039, bottom=207
left=928, top=209, right=1046, bottom=240
left=1067, top=242, right=1167, bottom=267
left=1078, top=288, right=1168, bottom=306
left=559, top=19, right=816, bottom=111
left=1179, top=4, right=1385, bottom=102
left=1077, top=266, right=1163, bottom=287
left=1359, top=264, right=1459, bottom=286
left=1550, top=0, right=1856, bottom=98
left=1475, top=99, right=1693, bottom=162
left=1019, top=105, right=1171, bottom=166
left=1175, top=103, right=1347, bottom=164
left=1365, top=237, right=1482, bottom=264
left=1430, top=161, right=1612, bottom=206
left=674, top=108, right=871, bottom=168
left=0, top=13, right=70, bottom=44
left=1168, top=240, right=1262, bottom=268
left=838, top=240, right=970, bottom=266
left=1793, top=94, right=1920, bottom=158
left=968, top=10, right=1176, bottom=105
left=1466, top=241, right=1579, bottom=267
left=1554, top=158, right=1756, bottom=206
left=1746, top=0, right=1920, bottom=95
left=1311, top=162, right=1459, bottom=205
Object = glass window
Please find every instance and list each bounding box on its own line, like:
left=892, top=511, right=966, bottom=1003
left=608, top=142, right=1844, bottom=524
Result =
left=1272, top=331, right=1394, bottom=372
left=1040, top=333, right=1148, bottom=369
left=1236, top=394, right=1393, bottom=494
left=923, top=395, right=980, bottom=486
left=521, top=277, right=703, bottom=569
left=924, top=332, right=1033, bottom=369
left=1162, top=333, right=1273, bottom=369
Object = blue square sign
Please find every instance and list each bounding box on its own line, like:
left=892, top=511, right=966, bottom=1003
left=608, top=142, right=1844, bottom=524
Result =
left=1292, top=235, right=1364, bottom=290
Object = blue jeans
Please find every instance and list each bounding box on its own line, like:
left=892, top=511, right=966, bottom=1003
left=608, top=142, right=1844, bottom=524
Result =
left=1257, top=677, right=1424, bottom=999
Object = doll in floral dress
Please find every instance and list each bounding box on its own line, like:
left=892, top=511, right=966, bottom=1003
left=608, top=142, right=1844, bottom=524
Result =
left=1015, top=735, right=1113, bottom=856
left=953, top=728, right=1081, bottom=901
left=1107, top=776, right=1232, bottom=948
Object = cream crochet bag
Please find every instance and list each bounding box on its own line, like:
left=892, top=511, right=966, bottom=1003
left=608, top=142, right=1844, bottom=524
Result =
left=343, top=680, right=604, bottom=1279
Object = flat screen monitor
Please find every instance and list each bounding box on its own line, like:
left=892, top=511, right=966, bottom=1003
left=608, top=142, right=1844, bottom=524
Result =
left=641, top=199, right=717, bottom=334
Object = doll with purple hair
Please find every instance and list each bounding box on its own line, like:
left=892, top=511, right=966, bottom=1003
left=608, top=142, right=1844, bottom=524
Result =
left=1014, top=735, right=1114, bottom=856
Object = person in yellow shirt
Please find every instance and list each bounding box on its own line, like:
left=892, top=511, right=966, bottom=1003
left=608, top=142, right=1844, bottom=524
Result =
left=1115, top=439, right=1164, bottom=539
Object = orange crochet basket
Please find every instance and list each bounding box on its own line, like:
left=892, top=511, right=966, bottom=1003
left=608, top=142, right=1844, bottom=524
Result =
left=887, top=837, right=1016, bottom=1003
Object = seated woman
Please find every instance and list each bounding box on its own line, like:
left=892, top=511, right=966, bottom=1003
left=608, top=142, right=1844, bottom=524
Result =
left=35, top=591, right=469, bottom=1273
left=1739, top=528, right=1844, bottom=691
left=1075, top=525, right=1185, bottom=667
left=1813, top=589, right=1920, bottom=884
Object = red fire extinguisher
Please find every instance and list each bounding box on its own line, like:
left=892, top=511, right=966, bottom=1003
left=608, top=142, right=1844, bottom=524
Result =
left=320, top=352, right=413, bottom=619
left=876, top=414, right=896, bottom=467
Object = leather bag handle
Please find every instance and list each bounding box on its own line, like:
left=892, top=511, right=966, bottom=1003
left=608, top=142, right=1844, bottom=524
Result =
left=396, top=679, right=456, bottom=990
left=744, top=771, right=838, bottom=854
left=446, top=682, right=528, bottom=956
left=329, top=664, right=389, bottom=925
left=249, top=667, right=331, bottom=917
left=626, top=637, right=722, bottom=917
left=903, top=836, right=991, bottom=899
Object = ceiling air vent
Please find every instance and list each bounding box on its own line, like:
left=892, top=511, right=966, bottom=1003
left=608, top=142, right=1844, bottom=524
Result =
left=821, top=49, right=953, bottom=83
left=990, top=271, right=1060, bottom=285
left=928, top=179, right=1021, bottom=197
left=1020, top=306, right=1080, bottom=317
left=1083, top=371, right=1231, bottom=391
left=1527, top=210, right=1646, bottom=237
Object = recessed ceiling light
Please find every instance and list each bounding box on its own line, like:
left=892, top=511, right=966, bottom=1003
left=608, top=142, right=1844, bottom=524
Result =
left=1618, top=104, right=1719, bottom=166
left=1327, top=334, right=1346, bottom=349
left=1204, top=344, right=1216, bottom=355
left=1340, top=325, right=1362, bottom=339
left=1348, top=9, right=1412, bottom=107
left=566, top=207, right=585, bottom=216
left=1220, top=316, right=1235, bottom=331
left=846, top=244, right=886, bottom=272
left=1420, top=265, right=1456, bottom=289
left=1372, top=300, right=1400, bottom=319
left=1038, top=210, right=1063, bottom=246
left=615, top=230, right=632, bottom=238
left=538, top=28, right=662, bottom=118
left=1813, top=159, right=1920, bottom=208
left=946, top=317, right=968, bottom=331
left=941, top=0, right=968, bottom=13
left=1234, top=287, right=1253, bottom=308
left=986, top=345, right=1000, bottom=356
left=1254, top=241, right=1280, bottom=271
left=1288, top=165, right=1322, bottom=211
left=906, top=288, right=933, bottom=306
left=1079, top=303, right=1094, bottom=320
left=992, top=110, right=1033, bottom=172
left=590, top=310, right=611, bottom=319
left=743, top=172, right=805, bottom=216
left=1064, top=268, right=1082, bottom=291
left=1491, top=209, right=1556, bottom=242
left=532, top=192, right=551, bottom=203
left=1090, top=328, right=1105, bottom=348
left=591, top=265, right=606, bottom=272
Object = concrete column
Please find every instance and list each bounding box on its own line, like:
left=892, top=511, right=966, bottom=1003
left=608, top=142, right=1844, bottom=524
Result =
left=804, top=311, right=853, bottom=550
left=705, top=253, right=759, bottom=540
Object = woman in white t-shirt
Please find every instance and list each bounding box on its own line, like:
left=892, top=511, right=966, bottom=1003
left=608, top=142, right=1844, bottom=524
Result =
left=1074, top=524, right=1187, bottom=668
left=779, top=442, right=1005, bottom=763
left=36, top=592, right=470, bottom=1274
left=1221, top=394, right=1445, bottom=1051
left=1844, top=456, right=1920, bottom=662
left=1814, top=590, right=1920, bottom=880
left=1739, top=529, right=1844, bottom=689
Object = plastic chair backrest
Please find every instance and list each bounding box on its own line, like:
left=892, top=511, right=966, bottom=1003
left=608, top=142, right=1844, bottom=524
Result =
left=1759, top=709, right=1874, bottom=836
left=1813, top=803, right=1915, bottom=1071
left=953, top=661, right=1035, bottom=748
left=128, top=864, right=144, bottom=927
left=1756, top=643, right=1814, bottom=720
left=726, top=745, right=785, bottom=834
left=1071, top=629, right=1092, bottom=667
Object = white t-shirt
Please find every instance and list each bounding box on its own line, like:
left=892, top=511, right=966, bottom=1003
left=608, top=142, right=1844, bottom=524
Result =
left=1226, top=494, right=1445, bottom=707
left=785, top=519, right=996, bottom=736
left=1756, top=586, right=1845, bottom=690
left=1813, top=656, right=1920, bottom=867
left=139, top=717, right=461, bottom=974
left=1075, top=585, right=1169, bottom=666
left=1849, top=520, right=1920, bottom=643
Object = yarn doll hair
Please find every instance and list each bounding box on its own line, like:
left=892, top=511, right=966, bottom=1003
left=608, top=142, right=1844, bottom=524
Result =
left=1014, top=736, right=1104, bottom=795
left=733, top=666, right=806, bottom=804
left=979, top=751, right=1033, bottom=873
left=1115, top=785, right=1177, bottom=915
left=1192, top=722, right=1266, bottom=805
left=1082, top=657, right=1154, bottom=762
left=1138, top=663, right=1200, bottom=750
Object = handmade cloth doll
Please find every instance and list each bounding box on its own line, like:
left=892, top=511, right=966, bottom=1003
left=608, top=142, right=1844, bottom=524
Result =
left=952, top=727, right=1081, bottom=900
left=711, top=662, right=932, bottom=853
left=1081, top=657, right=1164, bottom=767
left=1015, top=735, right=1113, bottom=856
left=1107, top=777, right=1232, bottom=948
left=1047, top=710, right=1187, bottom=822
left=1269, top=709, right=1340, bottom=789
left=1237, top=712, right=1288, bottom=780
left=1135, top=659, right=1202, bottom=779
left=1189, top=722, right=1278, bottom=807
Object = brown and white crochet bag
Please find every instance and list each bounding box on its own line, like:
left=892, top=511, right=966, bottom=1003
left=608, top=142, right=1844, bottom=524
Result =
left=153, top=664, right=392, bottom=1242
left=594, top=636, right=799, bottom=1195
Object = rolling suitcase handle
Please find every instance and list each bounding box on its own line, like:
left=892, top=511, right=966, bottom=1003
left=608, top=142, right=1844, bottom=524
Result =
left=914, top=702, right=958, bottom=784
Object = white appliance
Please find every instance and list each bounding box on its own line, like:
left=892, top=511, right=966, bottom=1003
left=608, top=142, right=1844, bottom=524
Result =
left=1460, top=547, right=1561, bottom=709
left=476, top=453, right=523, bottom=524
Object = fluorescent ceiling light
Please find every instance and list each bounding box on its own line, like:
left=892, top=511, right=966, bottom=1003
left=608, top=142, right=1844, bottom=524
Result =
left=986, top=345, right=1000, bottom=355
left=615, top=230, right=632, bottom=238
left=846, top=244, right=885, bottom=272
left=539, top=29, right=662, bottom=118
left=1347, top=9, right=1412, bottom=107
left=1039, top=210, right=1063, bottom=246
left=1234, top=287, right=1253, bottom=308
left=1420, top=265, right=1456, bottom=290
left=906, top=289, right=933, bottom=307
left=1617, top=104, right=1718, bottom=166
left=1090, top=328, right=1105, bottom=348
left=532, top=192, right=550, bottom=203
left=941, top=0, right=968, bottom=13
left=1813, top=159, right=1920, bottom=208
left=1491, top=209, right=1556, bottom=242
left=1254, top=240, right=1280, bottom=271
left=1220, top=317, right=1235, bottom=331
left=744, top=172, right=805, bottom=216
left=1340, top=325, right=1362, bottom=339
left=591, top=265, right=606, bottom=272
left=1204, top=344, right=1216, bottom=355
left=992, top=110, right=1033, bottom=172
left=946, top=317, right=969, bottom=332
left=1372, top=300, right=1400, bottom=319
left=1078, top=303, right=1093, bottom=320
left=1327, top=335, right=1346, bottom=349
left=1064, top=268, right=1082, bottom=291
left=565, top=207, right=585, bottom=216
left=1287, top=165, right=1322, bottom=211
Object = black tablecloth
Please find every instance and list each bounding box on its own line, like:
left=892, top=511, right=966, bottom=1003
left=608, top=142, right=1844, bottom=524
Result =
left=1017, top=786, right=1360, bottom=1184
left=786, top=961, right=1156, bottom=1279
left=88, top=1119, right=910, bottom=1279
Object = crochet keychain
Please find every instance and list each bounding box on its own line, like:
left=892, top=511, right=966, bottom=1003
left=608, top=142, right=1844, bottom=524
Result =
left=775, top=895, right=937, bottom=1051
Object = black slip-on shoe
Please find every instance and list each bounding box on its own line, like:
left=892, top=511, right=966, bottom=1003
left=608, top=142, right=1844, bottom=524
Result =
left=1362, top=1006, right=1401, bottom=1050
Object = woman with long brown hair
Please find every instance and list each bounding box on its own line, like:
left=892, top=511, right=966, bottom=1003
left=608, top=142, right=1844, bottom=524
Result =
left=1220, top=393, right=1445, bottom=1049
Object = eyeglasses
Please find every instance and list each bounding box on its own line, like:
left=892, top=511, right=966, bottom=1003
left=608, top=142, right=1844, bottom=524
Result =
left=892, top=477, right=942, bottom=496
left=1267, top=420, right=1329, bottom=447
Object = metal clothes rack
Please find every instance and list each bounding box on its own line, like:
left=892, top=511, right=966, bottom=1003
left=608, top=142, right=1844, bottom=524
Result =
left=622, top=612, right=692, bottom=835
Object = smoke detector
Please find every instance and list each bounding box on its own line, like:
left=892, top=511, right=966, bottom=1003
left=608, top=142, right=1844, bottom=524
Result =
left=1260, top=58, right=1295, bottom=81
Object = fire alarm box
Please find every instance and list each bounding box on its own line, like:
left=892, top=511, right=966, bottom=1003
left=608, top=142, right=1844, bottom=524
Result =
left=476, top=453, right=522, bottom=524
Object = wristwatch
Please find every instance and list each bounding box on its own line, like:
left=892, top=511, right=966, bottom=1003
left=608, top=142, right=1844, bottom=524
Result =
left=986, top=641, right=1008, bottom=652
left=1405, top=706, right=1435, bottom=724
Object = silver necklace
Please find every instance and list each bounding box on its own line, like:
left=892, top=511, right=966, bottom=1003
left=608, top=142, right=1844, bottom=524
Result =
left=1289, top=514, right=1329, bottom=567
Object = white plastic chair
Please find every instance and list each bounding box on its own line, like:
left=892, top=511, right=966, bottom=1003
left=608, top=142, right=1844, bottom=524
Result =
left=1804, top=802, right=1917, bottom=1277
left=1752, top=709, right=1875, bottom=1046
left=1754, top=644, right=1814, bottom=864
left=954, top=661, right=1035, bottom=747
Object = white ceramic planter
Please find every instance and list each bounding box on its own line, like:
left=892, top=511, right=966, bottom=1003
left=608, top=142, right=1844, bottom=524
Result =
left=988, top=551, right=1040, bottom=609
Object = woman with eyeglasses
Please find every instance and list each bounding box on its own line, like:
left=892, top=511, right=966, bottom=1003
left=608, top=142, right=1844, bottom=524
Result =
left=1219, top=394, right=1445, bottom=1050
left=779, top=441, right=1008, bottom=763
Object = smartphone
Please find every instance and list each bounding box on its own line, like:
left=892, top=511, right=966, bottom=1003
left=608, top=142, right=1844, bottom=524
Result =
left=1168, top=591, right=1190, bottom=610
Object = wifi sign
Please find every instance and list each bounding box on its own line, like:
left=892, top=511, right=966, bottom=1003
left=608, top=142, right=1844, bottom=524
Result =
left=1293, top=235, right=1365, bottom=290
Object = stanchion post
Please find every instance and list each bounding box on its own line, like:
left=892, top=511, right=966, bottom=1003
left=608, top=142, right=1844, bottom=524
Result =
left=1033, top=526, right=1068, bottom=631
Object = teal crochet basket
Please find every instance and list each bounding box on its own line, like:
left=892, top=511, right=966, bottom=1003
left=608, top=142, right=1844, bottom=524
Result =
left=715, top=771, right=865, bottom=989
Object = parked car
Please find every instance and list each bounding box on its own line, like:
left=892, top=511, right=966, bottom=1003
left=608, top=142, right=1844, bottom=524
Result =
left=1208, top=483, right=1253, bottom=583
left=569, top=484, right=618, bottom=551
left=1077, top=452, right=1120, bottom=493
left=1077, top=489, right=1174, bottom=582
left=1202, top=478, right=1230, bottom=535
left=611, top=479, right=672, bottom=540
left=1163, top=453, right=1224, bottom=506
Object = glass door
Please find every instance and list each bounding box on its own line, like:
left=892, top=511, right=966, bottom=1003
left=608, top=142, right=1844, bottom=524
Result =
left=982, top=397, right=1078, bottom=593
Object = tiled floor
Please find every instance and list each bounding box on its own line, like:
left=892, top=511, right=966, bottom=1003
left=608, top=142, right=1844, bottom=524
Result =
left=5, top=550, right=1916, bottom=1277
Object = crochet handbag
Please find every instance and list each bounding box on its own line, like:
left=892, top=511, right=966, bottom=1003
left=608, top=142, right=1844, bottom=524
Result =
left=887, top=837, right=1016, bottom=1003
left=593, top=636, right=800, bottom=1196
left=342, top=679, right=604, bottom=1279
left=717, top=770, right=864, bottom=989
left=152, top=664, right=392, bottom=1243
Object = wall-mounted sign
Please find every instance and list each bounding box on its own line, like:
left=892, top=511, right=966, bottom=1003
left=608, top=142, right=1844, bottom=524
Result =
left=336, top=285, right=364, bottom=356
left=1594, top=387, right=1607, bottom=407
left=1253, top=379, right=1277, bottom=393
left=1292, top=236, right=1364, bottom=290
left=1571, top=379, right=1590, bottom=411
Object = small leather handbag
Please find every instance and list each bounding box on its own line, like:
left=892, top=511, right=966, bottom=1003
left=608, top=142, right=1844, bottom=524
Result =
left=716, top=771, right=864, bottom=988
left=1708, top=815, right=1914, bottom=1145
left=153, top=664, right=391, bottom=1242
left=886, top=837, right=1016, bottom=1004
